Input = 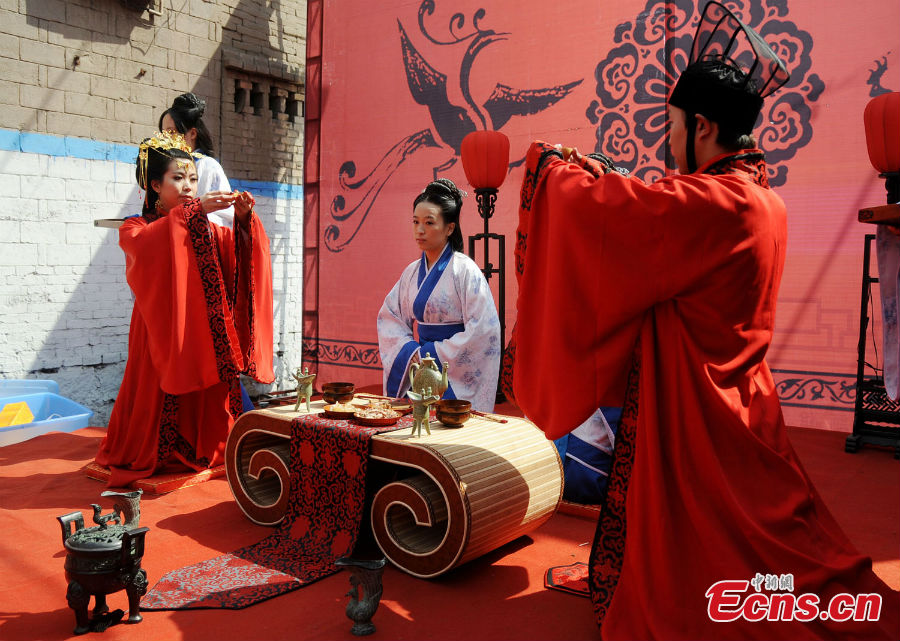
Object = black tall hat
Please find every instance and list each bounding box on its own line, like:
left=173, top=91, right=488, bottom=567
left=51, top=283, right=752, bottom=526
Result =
left=669, top=1, right=791, bottom=172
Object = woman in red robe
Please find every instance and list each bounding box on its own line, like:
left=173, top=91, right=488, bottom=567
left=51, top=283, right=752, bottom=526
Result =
left=95, top=132, right=274, bottom=487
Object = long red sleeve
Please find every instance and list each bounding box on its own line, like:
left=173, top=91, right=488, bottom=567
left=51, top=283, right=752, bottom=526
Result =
left=119, top=201, right=274, bottom=393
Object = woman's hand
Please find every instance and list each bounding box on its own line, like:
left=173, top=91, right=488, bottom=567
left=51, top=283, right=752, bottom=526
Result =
left=561, top=146, right=582, bottom=163
left=553, top=143, right=582, bottom=164
left=198, top=190, right=237, bottom=214
left=234, top=190, right=255, bottom=226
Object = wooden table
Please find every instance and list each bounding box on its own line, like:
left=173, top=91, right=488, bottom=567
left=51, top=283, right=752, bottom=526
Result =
left=225, top=401, right=563, bottom=578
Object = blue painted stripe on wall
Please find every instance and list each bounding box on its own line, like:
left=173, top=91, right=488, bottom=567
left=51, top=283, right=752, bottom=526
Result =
left=0, top=128, right=303, bottom=200
left=20, top=132, right=67, bottom=156
left=4, top=128, right=138, bottom=162
left=0, top=129, right=19, bottom=149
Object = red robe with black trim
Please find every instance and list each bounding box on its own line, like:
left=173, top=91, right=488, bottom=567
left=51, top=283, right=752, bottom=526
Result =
left=95, top=199, right=274, bottom=487
left=510, top=141, right=899, bottom=640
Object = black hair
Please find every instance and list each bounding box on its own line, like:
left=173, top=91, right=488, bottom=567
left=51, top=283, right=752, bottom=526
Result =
left=413, top=178, right=464, bottom=252
left=136, top=146, right=194, bottom=215
left=673, top=59, right=763, bottom=150
left=158, top=92, right=216, bottom=156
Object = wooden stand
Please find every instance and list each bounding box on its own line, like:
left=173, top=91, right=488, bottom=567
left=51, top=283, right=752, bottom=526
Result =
left=858, top=204, right=900, bottom=226
left=224, top=401, right=563, bottom=577
left=846, top=233, right=900, bottom=457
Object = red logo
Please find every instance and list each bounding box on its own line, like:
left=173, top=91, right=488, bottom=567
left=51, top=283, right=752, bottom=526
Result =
left=706, top=575, right=882, bottom=623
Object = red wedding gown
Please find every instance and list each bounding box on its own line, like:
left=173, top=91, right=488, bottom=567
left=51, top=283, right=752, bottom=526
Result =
left=509, top=141, right=900, bottom=640
left=95, top=199, right=274, bottom=487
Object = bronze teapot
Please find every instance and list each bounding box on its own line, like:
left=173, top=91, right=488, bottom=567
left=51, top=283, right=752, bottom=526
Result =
left=56, top=490, right=148, bottom=635
left=409, top=352, right=448, bottom=398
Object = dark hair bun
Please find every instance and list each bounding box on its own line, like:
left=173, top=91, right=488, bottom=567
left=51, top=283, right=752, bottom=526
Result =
left=426, top=178, right=464, bottom=202
left=172, top=92, right=206, bottom=117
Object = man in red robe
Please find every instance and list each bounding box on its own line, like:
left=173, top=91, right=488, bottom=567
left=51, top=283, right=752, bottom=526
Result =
left=95, top=132, right=274, bottom=487
left=510, top=3, right=899, bottom=639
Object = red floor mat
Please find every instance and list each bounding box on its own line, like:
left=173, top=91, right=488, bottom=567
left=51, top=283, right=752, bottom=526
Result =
left=83, top=461, right=226, bottom=494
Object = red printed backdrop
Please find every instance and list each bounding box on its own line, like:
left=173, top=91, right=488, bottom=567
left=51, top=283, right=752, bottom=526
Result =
left=304, top=0, right=899, bottom=431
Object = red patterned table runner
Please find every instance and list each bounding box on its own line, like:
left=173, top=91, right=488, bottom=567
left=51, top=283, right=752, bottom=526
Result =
left=141, top=413, right=409, bottom=609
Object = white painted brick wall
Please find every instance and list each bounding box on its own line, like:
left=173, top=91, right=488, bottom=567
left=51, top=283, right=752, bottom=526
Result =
left=0, top=147, right=303, bottom=425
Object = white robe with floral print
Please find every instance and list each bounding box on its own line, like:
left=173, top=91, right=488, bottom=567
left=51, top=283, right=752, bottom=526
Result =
left=377, top=247, right=501, bottom=412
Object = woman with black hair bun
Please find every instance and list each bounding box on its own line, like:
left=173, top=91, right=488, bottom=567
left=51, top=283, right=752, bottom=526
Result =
left=94, top=131, right=274, bottom=487
left=160, top=92, right=234, bottom=227
left=377, top=178, right=501, bottom=412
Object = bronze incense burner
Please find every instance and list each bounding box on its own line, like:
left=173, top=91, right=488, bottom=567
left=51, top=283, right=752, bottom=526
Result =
left=56, top=490, right=149, bottom=635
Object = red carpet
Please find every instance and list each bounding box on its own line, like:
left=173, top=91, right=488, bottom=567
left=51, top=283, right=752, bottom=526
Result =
left=0, top=425, right=896, bottom=640
left=82, top=461, right=227, bottom=494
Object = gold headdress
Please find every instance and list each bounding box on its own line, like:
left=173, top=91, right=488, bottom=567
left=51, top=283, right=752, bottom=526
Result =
left=137, top=130, right=200, bottom=190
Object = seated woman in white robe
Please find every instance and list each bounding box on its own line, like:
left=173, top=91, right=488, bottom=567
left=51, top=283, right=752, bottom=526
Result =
left=377, top=179, right=501, bottom=412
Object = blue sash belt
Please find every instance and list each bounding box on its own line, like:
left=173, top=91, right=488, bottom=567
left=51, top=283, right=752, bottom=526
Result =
left=385, top=322, right=464, bottom=399
left=418, top=322, right=465, bottom=343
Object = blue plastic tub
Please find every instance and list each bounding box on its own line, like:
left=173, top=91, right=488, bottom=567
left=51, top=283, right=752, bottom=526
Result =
left=0, top=379, right=60, bottom=397
left=0, top=392, right=94, bottom=447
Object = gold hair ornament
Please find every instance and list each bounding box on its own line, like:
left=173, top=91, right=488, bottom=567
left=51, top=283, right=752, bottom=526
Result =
left=137, top=130, right=202, bottom=190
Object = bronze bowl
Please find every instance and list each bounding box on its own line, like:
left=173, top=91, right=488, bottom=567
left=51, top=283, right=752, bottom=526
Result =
left=435, top=399, right=472, bottom=427
left=322, top=382, right=355, bottom=404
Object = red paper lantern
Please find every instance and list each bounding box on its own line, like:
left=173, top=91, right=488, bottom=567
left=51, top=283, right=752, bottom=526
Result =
left=460, top=130, right=510, bottom=189
left=863, top=91, right=900, bottom=173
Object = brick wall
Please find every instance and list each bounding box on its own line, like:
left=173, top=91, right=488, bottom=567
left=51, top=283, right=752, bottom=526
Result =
left=0, top=0, right=307, bottom=424
left=222, top=67, right=304, bottom=184
left=0, top=149, right=141, bottom=419
left=1, top=0, right=306, bottom=180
